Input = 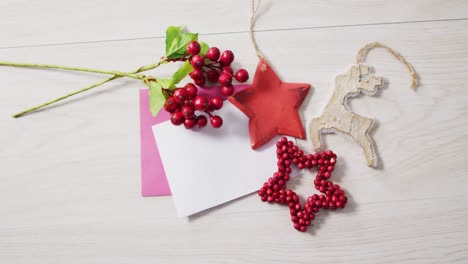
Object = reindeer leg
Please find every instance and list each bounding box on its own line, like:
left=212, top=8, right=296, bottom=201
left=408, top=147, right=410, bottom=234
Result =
left=309, top=117, right=324, bottom=150
left=350, top=115, right=377, bottom=167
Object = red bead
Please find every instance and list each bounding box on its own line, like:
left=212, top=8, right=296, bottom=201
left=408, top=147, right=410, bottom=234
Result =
left=257, top=138, right=347, bottom=232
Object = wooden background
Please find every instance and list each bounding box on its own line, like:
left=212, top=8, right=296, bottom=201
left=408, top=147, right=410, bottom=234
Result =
left=1, top=1, right=468, bottom=263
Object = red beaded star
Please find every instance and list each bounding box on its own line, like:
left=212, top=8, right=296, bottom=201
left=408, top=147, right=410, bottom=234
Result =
left=228, top=59, right=311, bottom=149
left=258, top=137, right=348, bottom=232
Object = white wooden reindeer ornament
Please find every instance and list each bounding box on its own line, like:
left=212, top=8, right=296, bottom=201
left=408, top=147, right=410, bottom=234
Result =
left=309, top=43, right=419, bottom=167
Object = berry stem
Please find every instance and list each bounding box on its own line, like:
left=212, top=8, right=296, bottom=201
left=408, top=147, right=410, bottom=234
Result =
left=205, top=63, right=222, bottom=70
left=0, top=61, right=145, bottom=80
left=10, top=60, right=165, bottom=118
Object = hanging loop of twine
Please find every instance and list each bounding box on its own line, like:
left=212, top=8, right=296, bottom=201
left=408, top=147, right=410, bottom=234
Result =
left=250, top=0, right=265, bottom=60
left=356, top=42, right=419, bottom=89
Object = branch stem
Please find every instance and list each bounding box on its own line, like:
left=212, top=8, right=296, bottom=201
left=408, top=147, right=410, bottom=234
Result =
left=11, top=60, right=165, bottom=118
left=0, top=61, right=145, bottom=80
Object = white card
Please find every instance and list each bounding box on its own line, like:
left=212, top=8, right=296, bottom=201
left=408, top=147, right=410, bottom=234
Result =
left=153, top=103, right=295, bottom=217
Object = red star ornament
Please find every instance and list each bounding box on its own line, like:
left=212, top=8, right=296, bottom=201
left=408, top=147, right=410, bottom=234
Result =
left=228, top=59, right=311, bottom=149
left=258, top=137, right=347, bottom=232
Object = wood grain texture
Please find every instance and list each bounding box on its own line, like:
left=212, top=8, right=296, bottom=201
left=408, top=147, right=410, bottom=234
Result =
left=1, top=0, right=468, bottom=48
left=1, top=1, right=468, bottom=263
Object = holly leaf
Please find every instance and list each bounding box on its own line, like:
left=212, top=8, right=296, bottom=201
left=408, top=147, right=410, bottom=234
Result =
left=169, top=60, right=194, bottom=87
left=148, top=81, right=165, bottom=116
left=165, top=26, right=198, bottom=59
left=199, top=41, right=209, bottom=56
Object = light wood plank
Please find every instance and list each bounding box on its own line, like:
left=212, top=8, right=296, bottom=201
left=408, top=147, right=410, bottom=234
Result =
left=1, top=0, right=468, bottom=48
left=0, top=19, right=467, bottom=263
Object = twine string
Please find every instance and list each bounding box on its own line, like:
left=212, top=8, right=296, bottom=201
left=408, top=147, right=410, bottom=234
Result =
left=355, top=42, right=419, bottom=89
left=249, top=0, right=265, bottom=60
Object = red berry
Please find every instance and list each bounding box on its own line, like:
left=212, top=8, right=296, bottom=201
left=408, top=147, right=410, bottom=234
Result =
left=235, top=69, right=249, bottom=83
left=186, top=41, right=201, bottom=55
left=184, top=118, right=196, bottom=129
left=210, top=97, right=223, bottom=110
left=221, top=85, right=234, bottom=96
left=163, top=97, right=179, bottom=113
left=184, top=83, right=197, bottom=98
left=173, top=88, right=187, bottom=103
left=206, top=47, right=220, bottom=61
left=205, top=102, right=216, bottom=112
left=222, top=66, right=233, bottom=75
left=218, top=72, right=232, bottom=86
left=196, top=115, right=208, bottom=128
left=190, top=55, right=205, bottom=68
left=181, top=105, right=194, bottom=118
left=206, top=69, right=220, bottom=83
left=210, top=115, right=223, bottom=128
left=189, top=69, right=204, bottom=80
left=170, top=111, right=185, bottom=126
left=194, top=77, right=206, bottom=86
left=219, top=50, right=234, bottom=66
left=193, top=95, right=209, bottom=111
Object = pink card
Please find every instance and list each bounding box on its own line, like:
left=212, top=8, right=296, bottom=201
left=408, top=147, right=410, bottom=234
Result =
left=139, top=85, right=249, bottom=196
left=140, top=89, right=171, bottom=196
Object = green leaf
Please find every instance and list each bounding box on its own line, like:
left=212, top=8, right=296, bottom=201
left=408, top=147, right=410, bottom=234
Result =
left=148, top=81, right=165, bottom=116
left=165, top=26, right=199, bottom=59
left=170, top=60, right=194, bottom=87
left=199, top=41, right=209, bottom=56
left=165, top=26, right=182, bottom=56
left=156, top=78, right=173, bottom=89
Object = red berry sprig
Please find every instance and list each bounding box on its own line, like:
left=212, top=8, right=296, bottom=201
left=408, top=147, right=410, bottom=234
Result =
left=258, top=137, right=347, bottom=232
left=164, top=83, right=224, bottom=129
left=186, top=41, right=249, bottom=96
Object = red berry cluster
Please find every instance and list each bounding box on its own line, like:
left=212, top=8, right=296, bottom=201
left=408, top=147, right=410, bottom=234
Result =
left=258, top=137, right=347, bottom=232
left=164, top=83, right=224, bottom=129
left=186, top=41, right=249, bottom=96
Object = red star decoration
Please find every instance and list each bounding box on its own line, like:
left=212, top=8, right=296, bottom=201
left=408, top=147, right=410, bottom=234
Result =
left=258, top=137, right=347, bottom=232
left=228, top=59, right=311, bottom=149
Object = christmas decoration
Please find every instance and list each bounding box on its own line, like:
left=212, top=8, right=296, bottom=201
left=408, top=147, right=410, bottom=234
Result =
left=309, top=42, right=419, bottom=167
left=0, top=26, right=250, bottom=125
left=162, top=82, right=225, bottom=129
left=258, top=137, right=347, bottom=232
left=229, top=59, right=310, bottom=149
